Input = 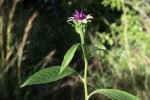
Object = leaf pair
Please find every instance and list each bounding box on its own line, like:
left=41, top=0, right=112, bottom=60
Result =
left=21, top=43, right=80, bottom=87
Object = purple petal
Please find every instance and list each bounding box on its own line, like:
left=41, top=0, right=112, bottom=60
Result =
left=75, top=10, right=80, bottom=18
left=75, top=10, right=80, bottom=15
left=72, top=10, right=89, bottom=21
left=80, top=11, right=83, bottom=17
left=79, top=11, right=86, bottom=19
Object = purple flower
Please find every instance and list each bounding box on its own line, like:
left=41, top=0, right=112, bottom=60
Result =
left=74, top=10, right=86, bottom=20
left=67, top=10, right=93, bottom=24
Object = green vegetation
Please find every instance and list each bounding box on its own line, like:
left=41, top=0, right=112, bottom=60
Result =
left=0, top=0, right=150, bottom=100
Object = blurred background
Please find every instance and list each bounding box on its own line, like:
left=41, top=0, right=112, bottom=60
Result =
left=0, top=0, right=150, bottom=100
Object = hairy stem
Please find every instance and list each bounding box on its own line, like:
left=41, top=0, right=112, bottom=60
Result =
left=80, top=33, right=88, bottom=100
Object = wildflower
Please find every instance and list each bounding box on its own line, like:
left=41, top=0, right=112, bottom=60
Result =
left=67, top=10, right=93, bottom=24
left=67, top=10, right=93, bottom=35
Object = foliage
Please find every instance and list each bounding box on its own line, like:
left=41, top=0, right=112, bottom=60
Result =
left=89, top=0, right=150, bottom=100
left=102, top=0, right=124, bottom=11
left=0, top=0, right=149, bottom=100
left=21, top=66, right=77, bottom=87
left=21, top=7, right=139, bottom=100
left=88, top=89, right=140, bottom=100
left=60, top=43, right=80, bottom=74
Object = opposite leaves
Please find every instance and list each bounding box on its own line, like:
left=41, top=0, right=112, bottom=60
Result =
left=21, top=66, right=77, bottom=87
left=88, top=89, right=140, bottom=100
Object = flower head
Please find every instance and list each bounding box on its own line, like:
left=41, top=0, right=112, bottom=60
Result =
left=67, top=10, right=93, bottom=34
left=67, top=10, right=93, bottom=24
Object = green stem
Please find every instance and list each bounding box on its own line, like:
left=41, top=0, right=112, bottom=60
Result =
left=80, top=33, right=88, bottom=100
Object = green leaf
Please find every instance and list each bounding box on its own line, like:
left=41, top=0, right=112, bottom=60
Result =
left=88, top=89, right=140, bottom=100
left=59, top=43, right=80, bottom=74
left=90, top=47, right=108, bottom=53
left=88, top=47, right=108, bottom=59
left=21, top=66, right=77, bottom=87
